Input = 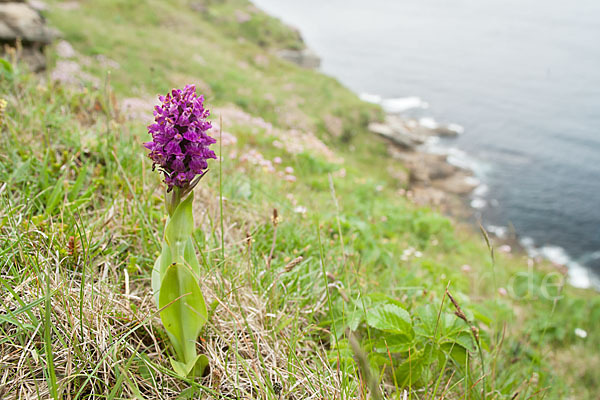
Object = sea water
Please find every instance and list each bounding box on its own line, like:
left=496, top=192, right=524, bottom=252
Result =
left=253, top=0, right=600, bottom=289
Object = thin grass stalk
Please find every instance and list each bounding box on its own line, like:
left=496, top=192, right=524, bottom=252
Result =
left=316, top=220, right=346, bottom=399
left=44, top=262, right=58, bottom=399
left=219, top=115, right=225, bottom=264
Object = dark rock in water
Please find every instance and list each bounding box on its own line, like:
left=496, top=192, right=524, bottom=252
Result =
left=428, top=158, right=459, bottom=180
left=387, top=144, right=477, bottom=214
left=367, top=113, right=464, bottom=152
left=369, top=122, right=416, bottom=149
left=400, top=152, right=456, bottom=184
left=368, top=116, right=426, bottom=150
left=277, top=48, right=321, bottom=69
left=369, top=112, right=472, bottom=214
left=0, top=2, right=58, bottom=71
left=429, top=124, right=462, bottom=137
left=415, top=118, right=463, bottom=137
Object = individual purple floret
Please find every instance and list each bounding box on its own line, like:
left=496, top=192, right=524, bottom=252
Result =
left=144, top=85, right=217, bottom=191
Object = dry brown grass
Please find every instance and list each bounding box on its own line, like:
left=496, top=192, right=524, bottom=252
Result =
left=0, top=180, right=353, bottom=399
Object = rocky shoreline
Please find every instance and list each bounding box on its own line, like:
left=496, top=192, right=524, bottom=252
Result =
left=369, top=113, right=479, bottom=218
left=370, top=111, right=577, bottom=279
left=369, top=112, right=547, bottom=276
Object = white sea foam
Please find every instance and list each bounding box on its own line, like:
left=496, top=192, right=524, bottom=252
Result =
left=423, top=138, right=490, bottom=182
left=382, top=97, right=429, bottom=113
left=486, top=224, right=508, bottom=239
left=446, top=150, right=471, bottom=170
left=360, top=94, right=429, bottom=112
left=470, top=198, right=487, bottom=209
left=359, top=93, right=429, bottom=114
left=417, top=117, right=464, bottom=135
left=468, top=182, right=491, bottom=212
left=464, top=176, right=479, bottom=185
left=474, top=183, right=489, bottom=197
left=444, top=148, right=488, bottom=177
left=540, top=246, right=596, bottom=289
left=419, top=117, right=438, bottom=129
left=425, top=136, right=440, bottom=146
left=519, top=238, right=600, bottom=290
left=520, top=236, right=535, bottom=249
left=359, top=93, right=382, bottom=104
left=447, top=123, right=465, bottom=135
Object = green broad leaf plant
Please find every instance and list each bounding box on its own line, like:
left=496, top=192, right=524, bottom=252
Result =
left=152, top=191, right=209, bottom=377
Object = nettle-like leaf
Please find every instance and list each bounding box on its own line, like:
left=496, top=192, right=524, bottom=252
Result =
left=366, top=293, right=406, bottom=309
left=393, top=347, right=427, bottom=386
left=366, top=304, right=414, bottom=338
left=159, top=263, right=208, bottom=375
left=440, top=339, right=469, bottom=367
left=372, top=334, right=413, bottom=353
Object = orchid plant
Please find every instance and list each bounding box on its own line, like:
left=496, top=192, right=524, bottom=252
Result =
left=144, top=85, right=217, bottom=377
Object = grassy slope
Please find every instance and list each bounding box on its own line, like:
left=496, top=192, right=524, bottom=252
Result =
left=0, top=0, right=598, bottom=398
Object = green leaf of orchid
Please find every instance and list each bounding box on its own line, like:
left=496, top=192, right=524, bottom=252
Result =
left=184, top=237, right=202, bottom=277
left=192, top=354, right=210, bottom=377
left=170, top=358, right=191, bottom=377
left=158, top=263, right=207, bottom=364
left=165, top=194, right=194, bottom=264
left=152, top=238, right=173, bottom=306
left=169, top=353, right=209, bottom=378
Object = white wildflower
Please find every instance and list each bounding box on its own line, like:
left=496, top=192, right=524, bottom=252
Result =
left=575, top=328, right=587, bottom=339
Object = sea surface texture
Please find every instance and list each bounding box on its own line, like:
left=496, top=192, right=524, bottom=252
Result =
left=253, top=0, right=600, bottom=288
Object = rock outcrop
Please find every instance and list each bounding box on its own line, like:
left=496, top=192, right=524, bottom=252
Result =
left=369, top=116, right=426, bottom=149
left=389, top=148, right=476, bottom=195
left=277, top=48, right=321, bottom=69
left=368, top=115, right=463, bottom=150
left=0, top=0, right=57, bottom=71
left=371, top=111, right=477, bottom=214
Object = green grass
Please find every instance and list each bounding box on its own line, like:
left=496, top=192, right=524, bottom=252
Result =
left=46, top=0, right=380, bottom=142
left=0, top=0, right=599, bottom=398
